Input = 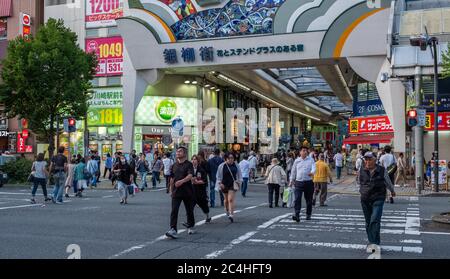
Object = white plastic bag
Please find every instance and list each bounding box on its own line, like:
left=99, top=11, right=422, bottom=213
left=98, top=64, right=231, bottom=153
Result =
left=287, top=187, right=295, bottom=208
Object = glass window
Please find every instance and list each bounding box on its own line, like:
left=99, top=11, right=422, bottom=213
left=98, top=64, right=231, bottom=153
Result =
left=91, top=78, right=99, bottom=87
left=107, top=76, right=121, bottom=86
left=422, top=9, right=442, bottom=34
left=85, top=29, right=99, bottom=38
left=108, top=27, right=120, bottom=36
left=400, top=10, right=422, bottom=36
left=0, top=18, right=7, bottom=39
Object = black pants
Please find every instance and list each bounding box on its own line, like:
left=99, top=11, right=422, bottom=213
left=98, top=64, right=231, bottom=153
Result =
left=103, top=167, right=111, bottom=179
left=267, top=183, right=280, bottom=206
left=194, top=185, right=210, bottom=215
left=294, top=180, right=314, bottom=217
left=165, top=175, right=171, bottom=193
left=170, top=195, right=195, bottom=231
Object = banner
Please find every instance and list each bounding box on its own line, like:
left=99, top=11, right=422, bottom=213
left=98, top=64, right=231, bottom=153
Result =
left=87, top=87, right=123, bottom=126
left=349, top=116, right=393, bottom=134
left=85, top=37, right=123, bottom=77
left=425, top=112, right=450, bottom=131
left=85, top=0, right=123, bottom=28
left=431, top=160, right=448, bottom=185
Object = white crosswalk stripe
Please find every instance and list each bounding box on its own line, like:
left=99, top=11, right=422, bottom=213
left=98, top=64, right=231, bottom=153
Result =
left=244, top=199, right=422, bottom=256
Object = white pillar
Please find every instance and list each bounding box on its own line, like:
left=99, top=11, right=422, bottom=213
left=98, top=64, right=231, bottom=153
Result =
left=375, top=59, right=406, bottom=152
left=122, top=47, right=163, bottom=154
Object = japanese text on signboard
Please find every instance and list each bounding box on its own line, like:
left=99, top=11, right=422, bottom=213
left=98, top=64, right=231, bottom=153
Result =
left=85, top=0, right=123, bottom=28
left=349, top=116, right=393, bottom=134
left=85, top=37, right=123, bottom=77
left=163, top=44, right=304, bottom=64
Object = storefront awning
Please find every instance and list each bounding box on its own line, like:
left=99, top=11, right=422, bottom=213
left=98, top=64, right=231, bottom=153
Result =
left=343, top=134, right=393, bottom=145
left=0, top=0, right=11, bottom=17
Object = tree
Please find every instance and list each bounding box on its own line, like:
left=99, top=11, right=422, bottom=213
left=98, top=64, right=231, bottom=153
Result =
left=0, top=18, right=97, bottom=158
left=443, top=44, right=450, bottom=78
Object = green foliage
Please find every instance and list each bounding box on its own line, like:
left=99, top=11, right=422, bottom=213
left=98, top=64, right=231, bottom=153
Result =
left=0, top=18, right=97, bottom=156
left=443, top=44, right=450, bottom=78
left=1, top=158, right=34, bottom=184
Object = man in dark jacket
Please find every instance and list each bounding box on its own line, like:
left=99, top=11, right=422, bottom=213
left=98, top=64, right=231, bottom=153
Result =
left=359, top=152, right=396, bottom=254
left=207, top=149, right=224, bottom=207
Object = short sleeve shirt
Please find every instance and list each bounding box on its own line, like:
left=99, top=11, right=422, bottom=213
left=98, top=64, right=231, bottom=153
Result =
left=170, top=160, right=194, bottom=198
left=51, top=154, right=67, bottom=172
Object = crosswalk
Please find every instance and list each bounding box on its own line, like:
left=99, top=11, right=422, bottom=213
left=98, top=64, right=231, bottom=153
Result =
left=244, top=196, right=423, bottom=257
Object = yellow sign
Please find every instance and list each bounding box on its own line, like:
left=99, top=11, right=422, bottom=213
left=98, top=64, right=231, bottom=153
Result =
left=350, top=119, right=359, bottom=133
left=425, top=115, right=431, bottom=129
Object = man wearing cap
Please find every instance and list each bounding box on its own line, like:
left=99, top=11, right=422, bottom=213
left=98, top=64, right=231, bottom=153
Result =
left=289, top=146, right=316, bottom=222
left=313, top=154, right=333, bottom=207
left=359, top=151, right=396, bottom=253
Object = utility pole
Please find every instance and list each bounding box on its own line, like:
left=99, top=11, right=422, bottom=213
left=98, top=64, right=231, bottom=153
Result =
left=431, top=38, right=439, bottom=192
left=414, top=66, right=424, bottom=194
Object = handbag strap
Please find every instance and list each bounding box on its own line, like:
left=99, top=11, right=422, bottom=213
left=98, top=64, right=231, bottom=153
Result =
left=225, top=163, right=236, bottom=183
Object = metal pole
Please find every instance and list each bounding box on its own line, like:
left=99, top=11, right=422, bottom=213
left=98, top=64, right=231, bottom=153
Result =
left=432, top=39, right=439, bottom=192
left=414, top=66, right=424, bottom=194
left=84, top=116, right=89, bottom=158
left=56, top=115, right=60, bottom=149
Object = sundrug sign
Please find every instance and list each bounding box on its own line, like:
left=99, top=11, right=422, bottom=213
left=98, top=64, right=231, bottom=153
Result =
left=155, top=99, right=178, bottom=123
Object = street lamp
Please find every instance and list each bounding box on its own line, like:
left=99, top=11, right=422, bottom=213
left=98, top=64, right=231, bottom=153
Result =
left=410, top=33, right=439, bottom=192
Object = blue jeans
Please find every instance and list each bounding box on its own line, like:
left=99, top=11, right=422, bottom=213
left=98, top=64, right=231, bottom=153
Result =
left=52, top=171, right=66, bottom=202
left=152, top=171, right=160, bottom=187
left=139, top=171, right=148, bottom=188
left=73, top=179, right=78, bottom=193
left=241, top=177, right=249, bottom=196
left=209, top=180, right=224, bottom=207
left=361, top=199, right=385, bottom=245
left=32, top=178, right=47, bottom=197
left=336, top=166, right=342, bottom=179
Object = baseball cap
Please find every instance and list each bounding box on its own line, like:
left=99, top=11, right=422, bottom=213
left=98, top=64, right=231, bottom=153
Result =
left=364, top=152, right=375, bottom=159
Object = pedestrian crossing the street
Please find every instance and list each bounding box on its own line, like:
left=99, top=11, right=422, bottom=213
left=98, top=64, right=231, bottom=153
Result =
left=242, top=196, right=423, bottom=258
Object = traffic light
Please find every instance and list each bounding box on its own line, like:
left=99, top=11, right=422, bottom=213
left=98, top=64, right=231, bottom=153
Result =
left=407, top=110, right=418, bottom=127
left=64, top=118, right=76, bottom=133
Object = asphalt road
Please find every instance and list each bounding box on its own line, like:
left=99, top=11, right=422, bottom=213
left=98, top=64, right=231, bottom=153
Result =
left=0, top=182, right=449, bottom=259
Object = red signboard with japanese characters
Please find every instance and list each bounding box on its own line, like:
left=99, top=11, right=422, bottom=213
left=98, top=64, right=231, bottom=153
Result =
left=86, top=0, right=124, bottom=28
left=17, top=133, right=25, bottom=153
left=349, top=116, right=393, bottom=134
left=85, top=37, right=123, bottom=77
left=425, top=112, right=450, bottom=131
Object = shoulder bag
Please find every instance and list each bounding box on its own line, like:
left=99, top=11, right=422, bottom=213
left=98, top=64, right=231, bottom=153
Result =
left=226, top=163, right=240, bottom=191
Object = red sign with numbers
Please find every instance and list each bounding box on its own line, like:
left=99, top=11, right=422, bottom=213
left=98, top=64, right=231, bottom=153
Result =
left=349, top=116, right=393, bottom=134
left=85, top=36, right=123, bottom=77
left=424, top=112, right=450, bottom=131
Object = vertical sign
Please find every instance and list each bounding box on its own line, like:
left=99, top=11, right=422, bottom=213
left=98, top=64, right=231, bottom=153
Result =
left=17, top=133, right=25, bottom=153
left=20, top=13, right=31, bottom=38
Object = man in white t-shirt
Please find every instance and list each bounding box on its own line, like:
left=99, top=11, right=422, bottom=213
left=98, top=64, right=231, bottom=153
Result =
left=379, top=146, right=396, bottom=184
left=162, top=152, right=174, bottom=193
left=239, top=155, right=250, bottom=197
left=248, top=151, right=258, bottom=183
left=333, top=151, right=344, bottom=180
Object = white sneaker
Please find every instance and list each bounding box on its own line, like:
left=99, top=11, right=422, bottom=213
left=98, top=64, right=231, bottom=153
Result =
left=165, top=228, right=178, bottom=239
left=188, top=228, right=195, bottom=235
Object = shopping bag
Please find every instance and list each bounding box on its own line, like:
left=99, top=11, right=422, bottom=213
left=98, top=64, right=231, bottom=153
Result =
left=287, top=187, right=295, bottom=208
left=133, top=184, right=139, bottom=193
left=282, top=187, right=290, bottom=203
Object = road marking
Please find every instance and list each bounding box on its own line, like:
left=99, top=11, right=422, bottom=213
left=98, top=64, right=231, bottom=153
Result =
left=79, top=206, right=101, bottom=210
left=401, top=239, right=422, bottom=244
left=101, top=195, right=114, bottom=198
left=247, top=239, right=423, bottom=254
left=0, top=204, right=42, bottom=210
left=420, top=231, right=450, bottom=236
left=108, top=202, right=268, bottom=259
left=203, top=194, right=341, bottom=259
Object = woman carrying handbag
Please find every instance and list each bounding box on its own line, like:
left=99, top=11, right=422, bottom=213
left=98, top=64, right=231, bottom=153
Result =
left=216, top=152, right=243, bottom=223
left=265, top=158, right=287, bottom=208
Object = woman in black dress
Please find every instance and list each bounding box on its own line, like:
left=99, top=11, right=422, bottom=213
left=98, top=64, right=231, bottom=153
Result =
left=216, top=152, right=243, bottom=223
